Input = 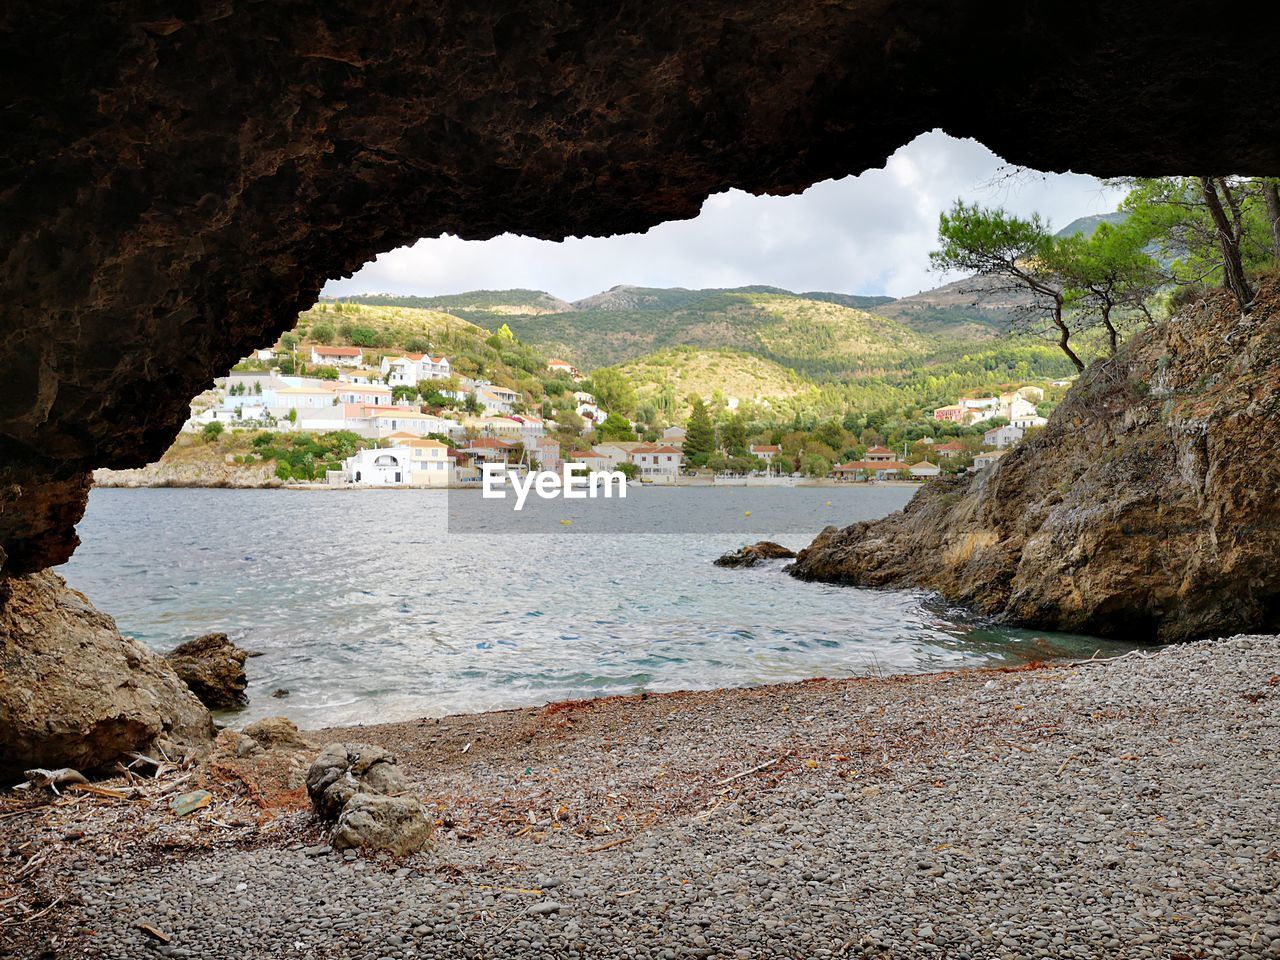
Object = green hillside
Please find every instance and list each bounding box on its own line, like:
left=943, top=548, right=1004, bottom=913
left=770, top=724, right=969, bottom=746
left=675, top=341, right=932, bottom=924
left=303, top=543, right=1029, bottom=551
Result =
left=618, top=347, right=807, bottom=411
left=341, top=286, right=940, bottom=375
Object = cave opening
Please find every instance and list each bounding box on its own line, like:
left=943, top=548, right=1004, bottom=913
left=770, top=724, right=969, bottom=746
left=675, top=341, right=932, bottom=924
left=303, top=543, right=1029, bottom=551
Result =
left=5, top=12, right=1280, bottom=952
left=4, top=0, right=1280, bottom=787
left=47, top=131, right=1141, bottom=730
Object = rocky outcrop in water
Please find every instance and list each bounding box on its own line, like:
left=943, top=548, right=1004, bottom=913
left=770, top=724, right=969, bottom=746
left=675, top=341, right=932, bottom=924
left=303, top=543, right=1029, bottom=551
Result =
left=790, top=283, right=1280, bottom=644
left=165, top=632, right=249, bottom=709
left=0, top=572, right=215, bottom=781
left=4, top=4, right=1280, bottom=575
left=714, top=541, right=797, bottom=567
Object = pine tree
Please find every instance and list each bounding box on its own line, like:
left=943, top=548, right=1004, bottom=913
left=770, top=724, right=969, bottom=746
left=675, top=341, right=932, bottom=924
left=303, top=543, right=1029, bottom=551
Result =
left=684, top=397, right=715, bottom=464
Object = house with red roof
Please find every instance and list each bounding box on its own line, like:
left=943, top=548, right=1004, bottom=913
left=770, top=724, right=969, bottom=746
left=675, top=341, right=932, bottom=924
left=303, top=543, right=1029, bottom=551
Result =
left=749, top=443, right=781, bottom=463
left=547, top=359, right=581, bottom=380
left=462, top=436, right=520, bottom=465
left=310, top=344, right=363, bottom=366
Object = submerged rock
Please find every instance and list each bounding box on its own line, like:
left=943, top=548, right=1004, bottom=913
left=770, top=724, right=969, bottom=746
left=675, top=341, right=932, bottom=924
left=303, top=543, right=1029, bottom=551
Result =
left=714, top=541, right=797, bottom=567
left=0, top=571, right=214, bottom=782
left=789, top=283, right=1280, bottom=643
left=165, top=632, right=248, bottom=709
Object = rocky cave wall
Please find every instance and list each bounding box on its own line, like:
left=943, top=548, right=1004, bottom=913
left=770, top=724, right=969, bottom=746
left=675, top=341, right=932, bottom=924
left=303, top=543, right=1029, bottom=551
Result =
left=790, top=282, right=1280, bottom=643
left=4, top=1, right=1280, bottom=573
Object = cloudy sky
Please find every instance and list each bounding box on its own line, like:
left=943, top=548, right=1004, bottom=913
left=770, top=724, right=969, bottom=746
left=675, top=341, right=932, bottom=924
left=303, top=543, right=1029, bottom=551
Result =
left=322, top=131, right=1125, bottom=303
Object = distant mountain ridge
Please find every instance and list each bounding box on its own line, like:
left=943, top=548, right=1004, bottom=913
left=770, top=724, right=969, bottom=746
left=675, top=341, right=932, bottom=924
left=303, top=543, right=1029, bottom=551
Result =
left=1054, top=211, right=1129, bottom=239
left=333, top=284, right=964, bottom=374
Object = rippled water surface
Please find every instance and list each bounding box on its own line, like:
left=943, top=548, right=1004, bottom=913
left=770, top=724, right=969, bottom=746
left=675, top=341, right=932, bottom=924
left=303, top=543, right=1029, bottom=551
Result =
left=61, top=488, right=1135, bottom=727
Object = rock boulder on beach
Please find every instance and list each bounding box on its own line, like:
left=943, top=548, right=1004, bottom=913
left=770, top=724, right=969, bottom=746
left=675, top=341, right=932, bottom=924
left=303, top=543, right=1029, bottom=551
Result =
left=306, top=742, right=431, bottom=854
left=0, top=571, right=214, bottom=782
left=306, top=743, right=411, bottom=819
left=332, top=793, right=434, bottom=856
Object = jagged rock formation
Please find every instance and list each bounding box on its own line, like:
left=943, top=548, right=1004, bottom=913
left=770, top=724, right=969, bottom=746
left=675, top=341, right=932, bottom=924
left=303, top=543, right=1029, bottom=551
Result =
left=4, top=3, right=1280, bottom=573
left=165, top=632, right=249, bottom=709
left=0, top=572, right=215, bottom=781
left=790, top=283, right=1280, bottom=643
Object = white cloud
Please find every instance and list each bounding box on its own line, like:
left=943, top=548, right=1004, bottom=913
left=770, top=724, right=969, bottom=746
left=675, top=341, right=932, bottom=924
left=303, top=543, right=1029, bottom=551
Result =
left=322, top=131, right=1125, bottom=302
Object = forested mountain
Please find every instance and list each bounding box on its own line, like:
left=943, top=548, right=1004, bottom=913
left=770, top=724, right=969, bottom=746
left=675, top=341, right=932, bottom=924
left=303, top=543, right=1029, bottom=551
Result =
left=337, top=285, right=940, bottom=374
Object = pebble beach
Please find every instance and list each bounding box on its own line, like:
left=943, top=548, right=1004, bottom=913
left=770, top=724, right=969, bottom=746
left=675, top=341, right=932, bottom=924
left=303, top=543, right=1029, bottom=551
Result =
left=3, top=635, right=1279, bottom=959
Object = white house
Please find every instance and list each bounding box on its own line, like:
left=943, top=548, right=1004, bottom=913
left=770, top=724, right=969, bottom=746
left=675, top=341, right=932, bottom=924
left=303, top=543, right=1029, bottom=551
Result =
left=370, top=410, right=459, bottom=438
left=956, top=396, right=1001, bottom=424
left=292, top=405, right=351, bottom=432
left=999, top=394, right=1039, bottom=421
left=417, top=354, right=451, bottom=380
left=631, top=444, right=683, bottom=481
left=1011, top=414, right=1049, bottom=431
left=386, top=436, right=454, bottom=487
left=749, top=444, right=780, bottom=463
left=973, top=450, right=1007, bottom=470
left=344, top=448, right=411, bottom=485
left=381, top=356, right=418, bottom=386
left=338, top=368, right=382, bottom=385
left=381, top=353, right=452, bottom=385
left=222, top=371, right=289, bottom=410
left=511, top=415, right=546, bottom=442
left=983, top=424, right=1024, bottom=449
left=254, top=348, right=276, bottom=361
left=274, top=385, right=338, bottom=410
left=908, top=460, right=942, bottom=478
left=310, top=345, right=363, bottom=367
left=474, top=384, right=519, bottom=415
left=334, top=384, right=393, bottom=406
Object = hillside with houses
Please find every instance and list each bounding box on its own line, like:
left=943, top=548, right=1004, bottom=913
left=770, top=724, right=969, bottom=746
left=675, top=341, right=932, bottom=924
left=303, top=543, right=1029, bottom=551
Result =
left=95, top=289, right=1080, bottom=490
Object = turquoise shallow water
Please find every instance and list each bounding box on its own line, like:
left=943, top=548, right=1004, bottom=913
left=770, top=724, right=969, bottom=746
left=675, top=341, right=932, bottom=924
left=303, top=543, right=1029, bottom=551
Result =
left=59, top=487, right=1136, bottom=727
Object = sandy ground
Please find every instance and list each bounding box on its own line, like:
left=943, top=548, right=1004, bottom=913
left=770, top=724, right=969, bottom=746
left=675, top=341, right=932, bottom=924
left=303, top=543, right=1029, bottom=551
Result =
left=2, top=637, right=1278, bottom=959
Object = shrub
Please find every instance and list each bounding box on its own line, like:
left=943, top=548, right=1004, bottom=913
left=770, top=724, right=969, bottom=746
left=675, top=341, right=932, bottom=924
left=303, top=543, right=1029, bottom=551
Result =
left=201, top=421, right=224, bottom=442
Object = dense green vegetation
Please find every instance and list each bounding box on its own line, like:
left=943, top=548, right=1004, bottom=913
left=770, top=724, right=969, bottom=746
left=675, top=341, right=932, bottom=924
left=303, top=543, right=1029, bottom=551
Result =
left=336, top=284, right=978, bottom=373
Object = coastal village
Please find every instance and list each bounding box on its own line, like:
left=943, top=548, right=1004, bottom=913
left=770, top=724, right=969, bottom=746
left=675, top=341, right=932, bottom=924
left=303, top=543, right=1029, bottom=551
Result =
left=177, top=332, right=1061, bottom=489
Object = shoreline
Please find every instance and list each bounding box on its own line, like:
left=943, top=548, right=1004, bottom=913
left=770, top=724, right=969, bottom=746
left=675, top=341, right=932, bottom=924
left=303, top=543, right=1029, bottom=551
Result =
left=90, top=478, right=925, bottom=491
left=4, top=635, right=1277, bottom=959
